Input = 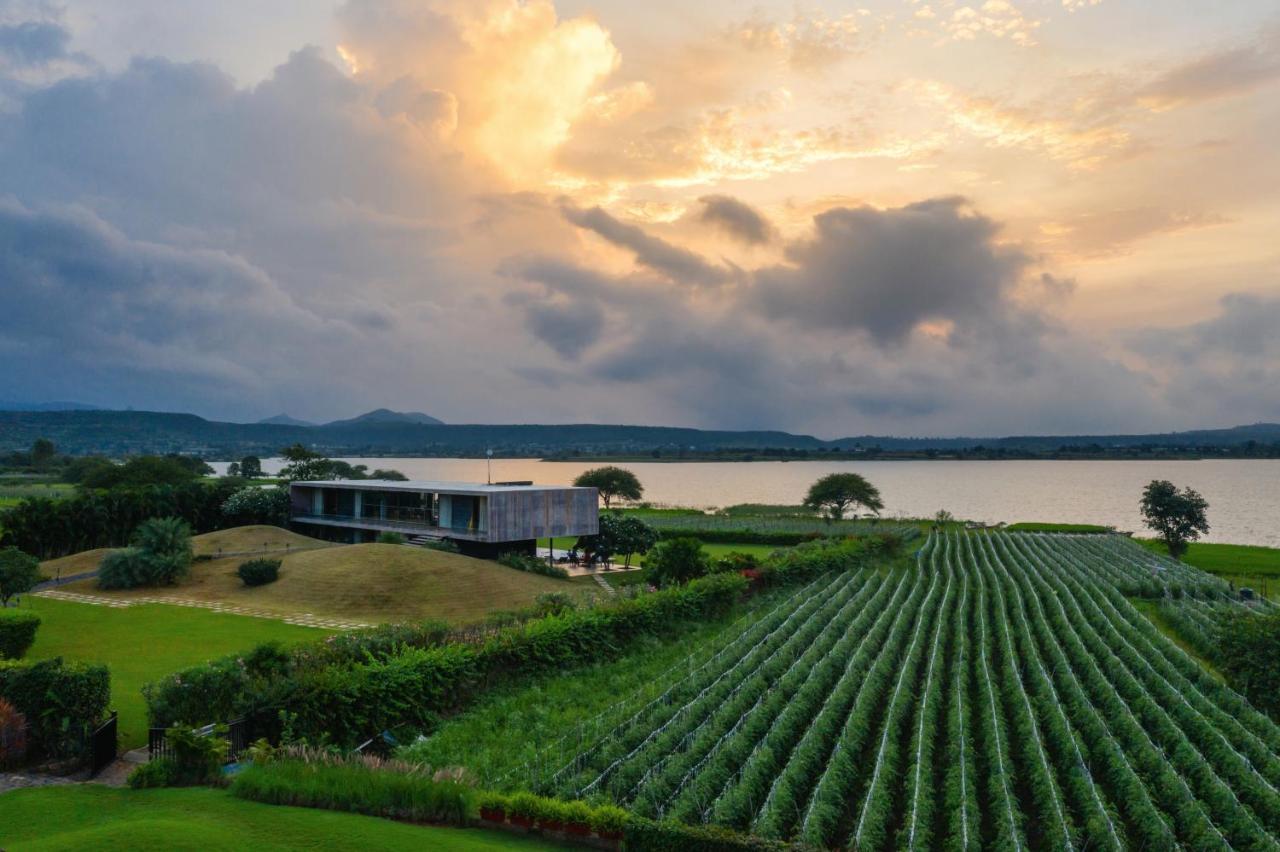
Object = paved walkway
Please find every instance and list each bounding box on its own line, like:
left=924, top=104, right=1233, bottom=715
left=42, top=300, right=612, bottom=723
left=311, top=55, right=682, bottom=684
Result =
left=33, top=589, right=371, bottom=631
left=0, top=771, right=77, bottom=794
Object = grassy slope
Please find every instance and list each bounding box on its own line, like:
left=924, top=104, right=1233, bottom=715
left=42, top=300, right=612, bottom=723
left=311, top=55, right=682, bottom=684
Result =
left=62, top=543, right=579, bottom=624
left=21, top=597, right=327, bottom=749
left=0, top=786, right=559, bottom=852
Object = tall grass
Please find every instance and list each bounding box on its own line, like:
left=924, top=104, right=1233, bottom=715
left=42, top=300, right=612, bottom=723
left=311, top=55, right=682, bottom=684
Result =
left=230, top=748, right=475, bottom=825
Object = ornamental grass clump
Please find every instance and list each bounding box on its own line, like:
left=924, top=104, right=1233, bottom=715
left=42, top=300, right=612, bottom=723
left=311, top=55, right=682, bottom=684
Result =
left=230, top=747, right=476, bottom=825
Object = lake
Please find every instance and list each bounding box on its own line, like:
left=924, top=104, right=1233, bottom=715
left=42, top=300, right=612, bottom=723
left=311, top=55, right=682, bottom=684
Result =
left=212, top=458, right=1280, bottom=548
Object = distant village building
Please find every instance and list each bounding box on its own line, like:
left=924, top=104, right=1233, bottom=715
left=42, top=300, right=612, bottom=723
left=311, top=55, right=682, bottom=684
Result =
left=289, top=479, right=599, bottom=557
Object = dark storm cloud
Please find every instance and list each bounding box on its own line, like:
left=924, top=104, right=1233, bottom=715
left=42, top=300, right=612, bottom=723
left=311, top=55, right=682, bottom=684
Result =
left=752, top=197, right=1030, bottom=346
left=0, top=19, right=67, bottom=65
left=522, top=299, right=605, bottom=359
left=561, top=203, right=734, bottom=286
left=697, top=194, right=774, bottom=245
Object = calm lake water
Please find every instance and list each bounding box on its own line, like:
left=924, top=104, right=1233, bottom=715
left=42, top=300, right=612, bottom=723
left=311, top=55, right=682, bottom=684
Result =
left=212, top=458, right=1280, bottom=548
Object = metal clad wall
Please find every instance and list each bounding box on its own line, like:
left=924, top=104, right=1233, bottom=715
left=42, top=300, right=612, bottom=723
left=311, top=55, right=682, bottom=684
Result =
left=486, top=488, right=598, bottom=542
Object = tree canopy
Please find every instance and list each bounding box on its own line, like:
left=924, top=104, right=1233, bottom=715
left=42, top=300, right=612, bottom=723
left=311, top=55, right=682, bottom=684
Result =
left=79, top=455, right=213, bottom=490
left=0, top=547, right=41, bottom=606
left=573, top=466, right=643, bottom=508
left=1140, top=479, right=1209, bottom=559
left=646, top=537, right=711, bottom=588
left=803, top=473, right=884, bottom=521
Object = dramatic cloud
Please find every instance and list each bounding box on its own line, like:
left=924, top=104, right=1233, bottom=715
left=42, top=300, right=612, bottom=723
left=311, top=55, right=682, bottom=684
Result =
left=561, top=204, right=734, bottom=285
left=753, top=197, right=1030, bottom=346
left=0, top=0, right=1276, bottom=434
left=698, top=195, right=774, bottom=245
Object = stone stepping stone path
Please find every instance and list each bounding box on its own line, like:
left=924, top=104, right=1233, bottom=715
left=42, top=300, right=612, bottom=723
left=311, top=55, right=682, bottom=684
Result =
left=592, top=574, right=618, bottom=597
left=34, top=589, right=370, bottom=631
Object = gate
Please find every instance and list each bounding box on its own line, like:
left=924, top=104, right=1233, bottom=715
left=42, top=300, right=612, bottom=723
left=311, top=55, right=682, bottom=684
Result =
left=89, top=711, right=117, bottom=776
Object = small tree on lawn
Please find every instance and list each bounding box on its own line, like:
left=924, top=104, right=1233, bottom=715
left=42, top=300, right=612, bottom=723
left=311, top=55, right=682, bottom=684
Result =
left=574, top=466, right=643, bottom=509
left=647, top=537, right=710, bottom=588
left=1140, top=479, right=1209, bottom=559
left=0, top=547, right=41, bottom=607
left=803, top=473, right=883, bottom=522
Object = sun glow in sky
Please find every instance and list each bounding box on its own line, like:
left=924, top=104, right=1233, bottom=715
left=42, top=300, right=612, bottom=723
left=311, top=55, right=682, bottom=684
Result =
left=1, top=0, right=1278, bottom=435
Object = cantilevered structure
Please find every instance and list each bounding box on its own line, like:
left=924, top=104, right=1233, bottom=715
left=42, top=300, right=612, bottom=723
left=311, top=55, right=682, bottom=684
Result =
left=289, top=479, right=598, bottom=557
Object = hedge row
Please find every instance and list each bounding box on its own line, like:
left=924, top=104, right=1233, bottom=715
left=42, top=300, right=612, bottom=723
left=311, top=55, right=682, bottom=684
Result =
left=0, top=611, right=40, bottom=660
left=0, top=656, right=110, bottom=759
left=231, top=757, right=782, bottom=851
left=145, top=572, right=749, bottom=743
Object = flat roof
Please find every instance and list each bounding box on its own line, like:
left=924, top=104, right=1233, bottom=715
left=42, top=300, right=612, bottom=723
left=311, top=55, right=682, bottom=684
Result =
left=293, top=479, right=594, bottom=496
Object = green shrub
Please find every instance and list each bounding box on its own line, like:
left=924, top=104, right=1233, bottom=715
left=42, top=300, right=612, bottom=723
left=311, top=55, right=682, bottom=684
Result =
left=421, top=539, right=460, bottom=554
left=97, top=517, right=195, bottom=589
left=712, top=551, right=762, bottom=574
left=0, top=611, right=40, bottom=660
left=166, top=725, right=227, bottom=785
left=498, top=551, right=570, bottom=579
left=376, top=531, right=406, bottom=545
left=646, top=537, right=710, bottom=588
left=230, top=754, right=475, bottom=825
left=0, top=547, right=41, bottom=606
left=0, top=657, right=110, bottom=759
left=237, top=558, right=281, bottom=587
left=128, top=757, right=177, bottom=788
left=532, top=592, right=576, bottom=617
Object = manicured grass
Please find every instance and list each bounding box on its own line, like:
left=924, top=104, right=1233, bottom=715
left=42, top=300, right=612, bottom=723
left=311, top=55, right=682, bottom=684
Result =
left=20, top=597, right=327, bottom=749
left=400, top=592, right=783, bottom=784
left=1006, top=522, right=1113, bottom=533
left=1136, top=538, right=1280, bottom=576
left=0, top=785, right=559, bottom=851
left=62, top=543, right=582, bottom=624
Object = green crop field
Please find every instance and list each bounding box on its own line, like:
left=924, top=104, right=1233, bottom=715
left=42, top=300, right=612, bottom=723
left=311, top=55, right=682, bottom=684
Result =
left=1006, top=522, right=1114, bottom=533
left=20, top=597, right=327, bottom=749
left=411, top=531, right=1280, bottom=849
left=0, top=786, right=559, bottom=851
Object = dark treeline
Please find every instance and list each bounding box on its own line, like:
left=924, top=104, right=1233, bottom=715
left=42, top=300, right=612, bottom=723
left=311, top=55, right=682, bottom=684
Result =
left=0, top=479, right=241, bottom=560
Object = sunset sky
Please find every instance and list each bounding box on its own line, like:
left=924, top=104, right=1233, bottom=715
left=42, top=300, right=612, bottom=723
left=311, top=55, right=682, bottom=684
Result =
left=1, top=0, right=1277, bottom=436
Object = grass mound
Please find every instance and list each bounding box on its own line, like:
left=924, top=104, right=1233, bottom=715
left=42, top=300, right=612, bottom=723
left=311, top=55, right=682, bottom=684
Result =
left=39, top=547, right=119, bottom=581
left=64, top=543, right=578, bottom=624
left=193, top=525, right=329, bottom=556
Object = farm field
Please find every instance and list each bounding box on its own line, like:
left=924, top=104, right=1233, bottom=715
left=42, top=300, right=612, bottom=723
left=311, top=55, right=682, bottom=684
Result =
left=21, top=597, right=327, bottom=749
left=57, top=542, right=581, bottom=623
left=0, top=786, right=558, bottom=851
left=448, top=532, right=1280, bottom=849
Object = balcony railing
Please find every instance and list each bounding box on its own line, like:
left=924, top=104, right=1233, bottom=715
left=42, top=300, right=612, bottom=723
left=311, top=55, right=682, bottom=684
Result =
left=292, top=513, right=486, bottom=540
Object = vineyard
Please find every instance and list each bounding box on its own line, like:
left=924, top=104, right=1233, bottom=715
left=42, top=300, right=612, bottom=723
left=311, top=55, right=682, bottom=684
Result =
left=500, top=532, right=1280, bottom=849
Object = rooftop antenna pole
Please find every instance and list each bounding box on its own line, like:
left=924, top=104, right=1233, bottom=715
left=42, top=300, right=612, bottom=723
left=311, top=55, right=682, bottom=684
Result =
left=486, top=448, right=493, bottom=484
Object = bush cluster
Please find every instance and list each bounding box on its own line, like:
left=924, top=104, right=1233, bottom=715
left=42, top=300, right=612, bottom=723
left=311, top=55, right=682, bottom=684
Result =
left=98, top=517, right=194, bottom=590
left=376, top=531, right=406, bottom=545
left=129, top=725, right=227, bottom=788
left=220, top=486, right=290, bottom=527
left=0, top=698, right=27, bottom=768
left=145, top=572, right=748, bottom=745
left=0, top=610, right=40, bottom=660
left=237, top=558, right=282, bottom=587
left=0, top=657, right=110, bottom=759
left=497, top=551, right=570, bottom=579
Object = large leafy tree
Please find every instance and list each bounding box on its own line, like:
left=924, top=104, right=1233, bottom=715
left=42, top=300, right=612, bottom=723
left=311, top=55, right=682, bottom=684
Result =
left=80, top=455, right=211, bottom=489
left=1140, top=479, right=1209, bottom=559
left=239, top=455, right=263, bottom=478
left=646, top=537, right=710, bottom=588
left=0, top=547, right=41, bottom=606
left=577, top=514, right=658, bottom=569
left=803, top=473, right=883, bottom=522
left=573, top=466, right=643, bottom=508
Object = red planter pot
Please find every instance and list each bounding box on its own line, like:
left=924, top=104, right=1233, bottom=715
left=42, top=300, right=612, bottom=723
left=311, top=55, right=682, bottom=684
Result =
left=510, top=815, right=534, bottom=829
left=565, top=823, right=592, bottom=837
left=479, top=808, right=506, bottom=823
left=540, top=820, right=567, bottom=833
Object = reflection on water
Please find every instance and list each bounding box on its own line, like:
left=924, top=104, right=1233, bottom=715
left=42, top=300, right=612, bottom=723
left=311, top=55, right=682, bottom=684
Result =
left=213, top=457, right=1280, bottom=548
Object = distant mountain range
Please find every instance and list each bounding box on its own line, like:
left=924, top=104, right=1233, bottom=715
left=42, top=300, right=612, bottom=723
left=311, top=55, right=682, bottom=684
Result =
left=1, top=407, right=1279, bottom=459
left=0, top=400, right=102, bottom=412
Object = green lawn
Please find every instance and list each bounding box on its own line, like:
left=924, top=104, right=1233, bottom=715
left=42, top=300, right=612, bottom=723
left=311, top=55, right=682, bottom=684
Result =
left=19, top=597, right=328, bottom=749
left=1136, top=539, right=1280, bottom=600
left=0, top=786, right=560, bottom=851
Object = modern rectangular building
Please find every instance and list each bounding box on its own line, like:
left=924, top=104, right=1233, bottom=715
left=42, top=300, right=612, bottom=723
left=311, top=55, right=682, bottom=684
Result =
left=289, top=479, right=599, bottom=557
